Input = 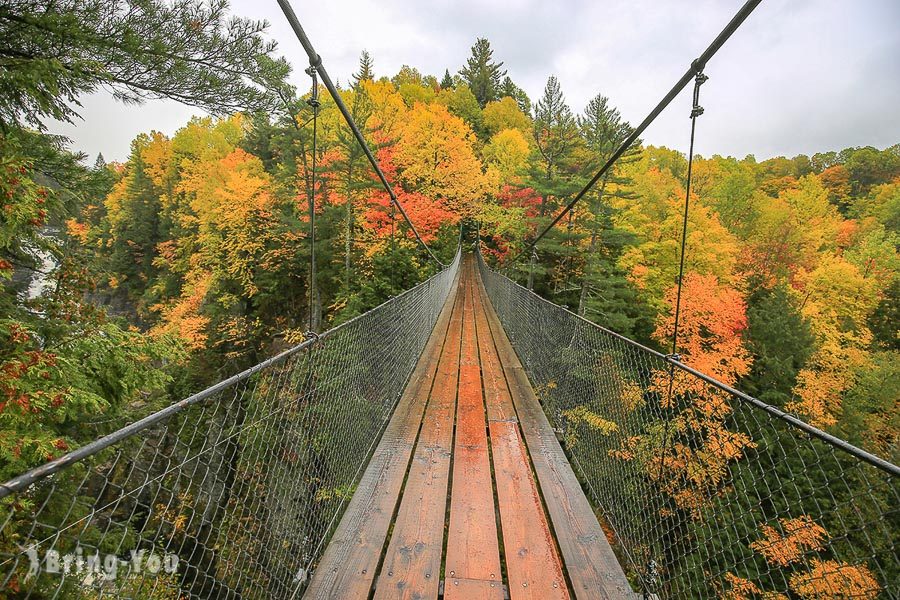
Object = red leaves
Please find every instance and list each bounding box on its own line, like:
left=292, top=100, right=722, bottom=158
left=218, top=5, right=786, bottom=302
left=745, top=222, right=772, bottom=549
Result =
left=8, top=323, right=30, bottom=344
left=498, top=185, right=541, bottom=217
left=1, top=324, right=66, bottom=418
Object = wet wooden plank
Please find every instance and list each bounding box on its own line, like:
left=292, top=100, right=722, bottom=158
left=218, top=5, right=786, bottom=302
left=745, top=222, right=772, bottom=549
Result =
left=445, top=271, right=502, bottom=583
left=304, top=271, right=462, bottom=600
left=470, top=269, right=568, bottom=600
left=490, top=420, right=569, bottom=600
left=443, top=577, right=506, bottom=600
left=474, top=270, right=639, bottom=600
left=373, top=275, right=466, bottom=600
left=471, top=279, right=517, bottom=423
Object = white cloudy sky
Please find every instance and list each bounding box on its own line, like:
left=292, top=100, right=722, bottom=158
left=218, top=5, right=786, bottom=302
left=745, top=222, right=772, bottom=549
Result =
left=49, top=0, right=900, bottom=163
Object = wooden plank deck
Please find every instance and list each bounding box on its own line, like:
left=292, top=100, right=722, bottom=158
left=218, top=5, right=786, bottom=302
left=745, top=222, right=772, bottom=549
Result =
left=304, top=255, right=636, bottom=599
left=444, top=273, right=502, bottom=586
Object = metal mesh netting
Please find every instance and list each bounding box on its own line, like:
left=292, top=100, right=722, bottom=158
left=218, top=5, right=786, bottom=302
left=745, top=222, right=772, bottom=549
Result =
left=477, top=250, right=899, bottom=600
left=0, top=249, right=460, bottom=599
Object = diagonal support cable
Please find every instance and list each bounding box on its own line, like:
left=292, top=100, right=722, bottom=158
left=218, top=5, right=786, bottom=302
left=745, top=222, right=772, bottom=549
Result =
left=277, top=0, right=445, bottom=267
left=509, top=0, right=762, bottom=266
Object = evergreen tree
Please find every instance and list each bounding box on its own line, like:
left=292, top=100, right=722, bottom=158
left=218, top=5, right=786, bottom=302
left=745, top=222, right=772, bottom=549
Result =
left=0, top=0, right=289, bottom=128
left=93, top=152, right=106, bottom=170
left=500, top=75, right=531, bottom=114
left=743, top=283, right=815, bottom=405
left=531, top=76, right=580, bottom=216
left=326, top=87, right=378, bottom=293
left=440, top=69, right=454, bottom=90
left=868, top=279, right=900, bottom=351
left=105, top=137, right=163, bottom=299
left=575, top=93, right=643, bottom=326
left=353, top=50, right=375, bottom=87
left=524, top=76, right=581, bottom=292
left=458, top=38, right=506, bottom=107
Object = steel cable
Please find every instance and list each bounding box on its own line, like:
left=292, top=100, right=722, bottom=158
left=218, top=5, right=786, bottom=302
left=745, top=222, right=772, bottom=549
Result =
left=277, top=0, right=445, bottom=268
left=509, top=0, right=762, bottom=266
left=0, top=250, right=461, bottom=598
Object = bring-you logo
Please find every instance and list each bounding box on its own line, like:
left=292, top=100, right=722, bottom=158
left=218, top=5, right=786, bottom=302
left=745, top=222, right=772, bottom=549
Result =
left=25, top=545, right=178, bottom=582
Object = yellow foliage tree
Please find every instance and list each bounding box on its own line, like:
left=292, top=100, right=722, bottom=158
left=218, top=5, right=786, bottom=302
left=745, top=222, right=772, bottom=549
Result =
left=612, top=165, right=740, bottom=310
left=482, top=96, right=531, bottom=136
left=789, top=560, right=880, bottom=600
left=749, top=516, right=827, bottom=567
left=394, top=102, right=494, bottom=216
left=362, top=79, right=407, bottom=139
left=728, top=516, right=882, bottom=600
left=482, top=128, right=530, bottom=180
left=789, top=256, right=878, bottom=427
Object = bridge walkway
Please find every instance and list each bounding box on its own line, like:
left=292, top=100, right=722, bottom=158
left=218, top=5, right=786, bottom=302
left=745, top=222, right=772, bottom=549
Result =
left=304, top=256, right=636, bottom=599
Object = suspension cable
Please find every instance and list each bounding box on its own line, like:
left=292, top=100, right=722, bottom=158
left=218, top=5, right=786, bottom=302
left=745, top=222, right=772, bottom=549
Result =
left=648, top=69, right=707, bottom=598
left=671, top=71, right=707, bottom=358
left=277, top=0, right=446, bottom=268
left=306, top=65, right=320, bottom=333
left=509, top=0, right=761, bottom=266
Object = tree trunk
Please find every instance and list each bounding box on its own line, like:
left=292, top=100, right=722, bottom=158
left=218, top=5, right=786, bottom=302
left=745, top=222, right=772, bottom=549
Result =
left=578, top=228, right=598, bottom=317
left=577, top=179, right=608, bottom=317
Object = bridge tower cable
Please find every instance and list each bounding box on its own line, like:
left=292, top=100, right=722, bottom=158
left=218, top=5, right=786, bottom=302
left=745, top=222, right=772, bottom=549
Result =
left=277, top=0, right=446, bottom=268
left=306, top=65, right=321, bottom=332
left=508, top=0, right=762, bottom=266
left=646, top=68, right=708, bottom=599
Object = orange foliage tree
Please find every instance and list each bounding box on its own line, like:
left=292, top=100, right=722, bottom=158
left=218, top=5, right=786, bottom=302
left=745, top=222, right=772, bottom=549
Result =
left=616, top=273, right=755, bottom=518
left=724, top=516, right=880, bottom=600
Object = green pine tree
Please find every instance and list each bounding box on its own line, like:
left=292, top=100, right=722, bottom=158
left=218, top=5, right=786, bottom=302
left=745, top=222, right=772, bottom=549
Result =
left=500, top=75, right=531, bottom=114
left=575, top=93, right=643, bottom=325
left=0, top=0, right=289, bottom=128
left=523, top=76, right=582, bottom=292
left=530, top=76, right=580, bottom=217
left=440, top=69, right=454, bottom=89
left=353, top=50, right=375, bottom=87
left=458, top=38, right=506, bottom=107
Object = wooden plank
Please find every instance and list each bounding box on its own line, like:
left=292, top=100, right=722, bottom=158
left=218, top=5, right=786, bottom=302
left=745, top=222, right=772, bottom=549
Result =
left=445, top=267, right=502, bottom=583
left=443, top=577, right=506, bottom=600
left=472, top=278, right=516, bottom=423
left=474, top=269, right=640, bottom=600
left=469, top=269, right=568, bottom=600
left=489, top=419, right=569, bottom=600
left=373, top=275, right=466, bottom=600
left=303, top=272, right=462, bottom=599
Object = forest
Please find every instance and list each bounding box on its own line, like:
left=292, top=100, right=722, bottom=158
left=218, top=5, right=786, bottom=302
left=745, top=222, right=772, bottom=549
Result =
left=0, top=1, right=897, bottom=598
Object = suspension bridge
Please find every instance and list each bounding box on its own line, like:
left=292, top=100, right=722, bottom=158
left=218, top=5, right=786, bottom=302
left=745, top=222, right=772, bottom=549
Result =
left=1, top=0, right=898, bottom=598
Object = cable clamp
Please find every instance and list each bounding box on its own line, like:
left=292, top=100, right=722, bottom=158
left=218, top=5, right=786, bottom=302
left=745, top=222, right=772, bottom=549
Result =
left=305, top=64, right=321, bottom=108
left=304, top=331, right=323, bottom=346
left=690, top=71, right=709, bottom=118
left=690, top=58, right=706, bottom=76
left=666, top=353, right=682, bottom=362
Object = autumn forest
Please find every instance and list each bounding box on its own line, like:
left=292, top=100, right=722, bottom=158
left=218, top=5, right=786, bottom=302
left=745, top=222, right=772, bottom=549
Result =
left=1, top=1, right=898, bottom=598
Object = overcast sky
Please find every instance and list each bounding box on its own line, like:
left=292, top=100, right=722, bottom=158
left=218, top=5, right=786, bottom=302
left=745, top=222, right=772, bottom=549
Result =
left=49, top=0, right=900, bottom=163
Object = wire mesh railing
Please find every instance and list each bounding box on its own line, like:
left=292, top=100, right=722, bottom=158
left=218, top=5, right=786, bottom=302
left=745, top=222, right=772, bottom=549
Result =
left=0, top=248, right=460, bottom=599
left=477, top=249, right=899, bottom=600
